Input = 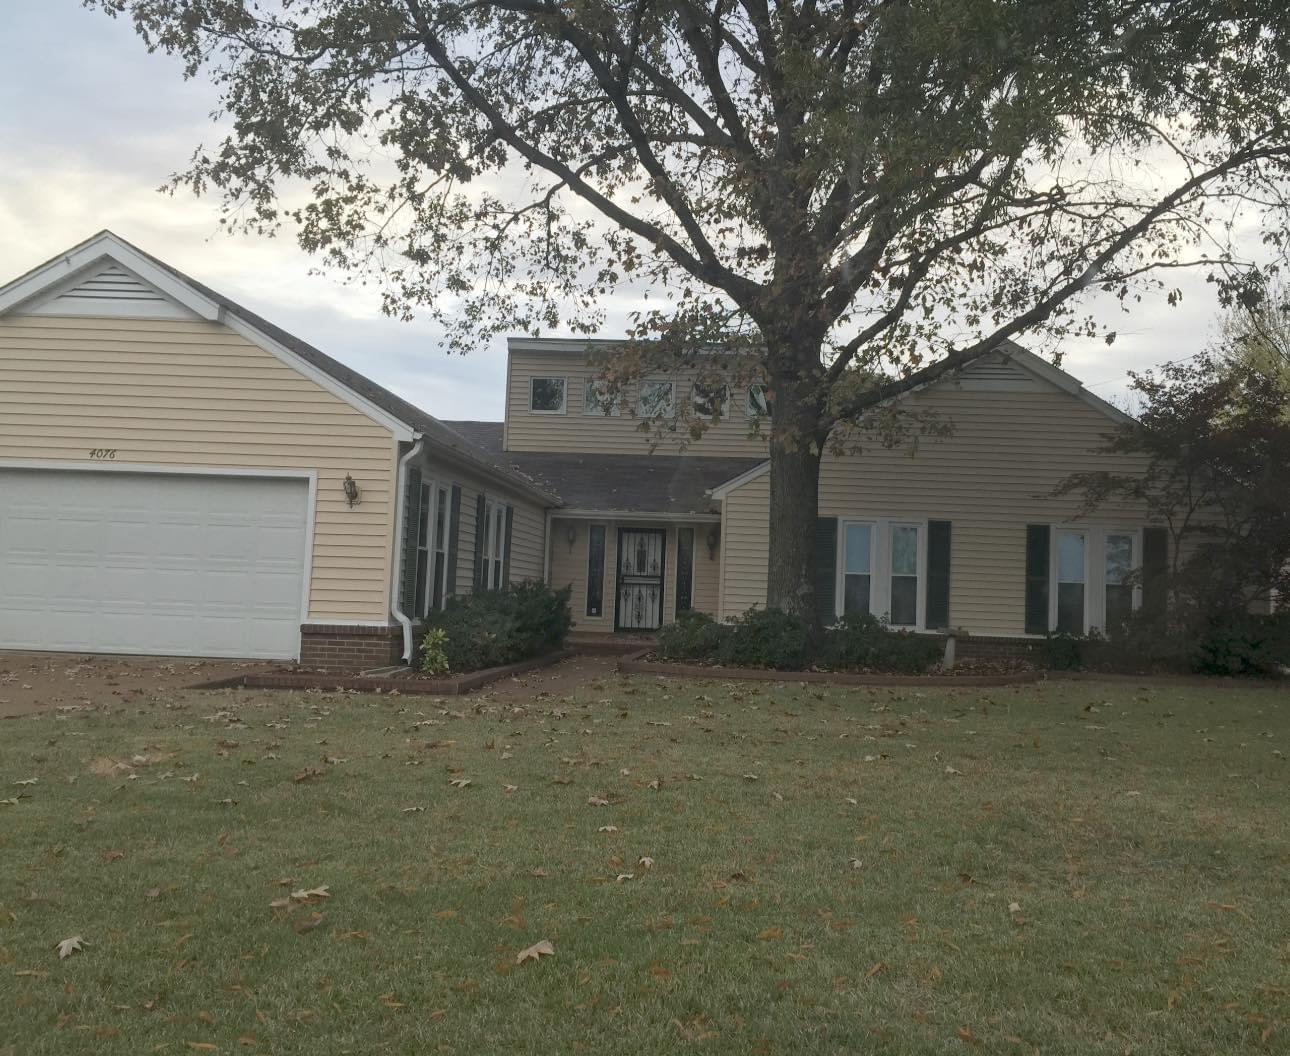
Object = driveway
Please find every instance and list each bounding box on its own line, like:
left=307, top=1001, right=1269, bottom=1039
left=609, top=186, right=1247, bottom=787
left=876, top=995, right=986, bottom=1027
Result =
left=0, top=651, right=271, bottom=719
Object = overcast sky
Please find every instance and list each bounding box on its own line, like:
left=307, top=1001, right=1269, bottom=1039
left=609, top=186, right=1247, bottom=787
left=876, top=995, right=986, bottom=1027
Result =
left=0, top=1, right=1242, bottom=420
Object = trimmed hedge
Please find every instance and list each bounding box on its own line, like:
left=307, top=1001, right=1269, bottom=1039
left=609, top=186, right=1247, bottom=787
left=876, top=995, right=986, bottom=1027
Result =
left=419, top=581, right=572, bottom=673
left=657, top=607, right=942, bottom=674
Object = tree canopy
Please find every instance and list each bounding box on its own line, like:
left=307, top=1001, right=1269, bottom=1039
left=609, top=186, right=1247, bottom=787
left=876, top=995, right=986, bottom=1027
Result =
left=93, top=0, right=1290, bottom=618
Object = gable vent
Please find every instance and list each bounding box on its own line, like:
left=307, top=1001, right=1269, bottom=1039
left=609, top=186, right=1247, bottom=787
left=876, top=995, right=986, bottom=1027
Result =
left=27, top=262, right=198, bottom=320
left=950, top=354, right=1043, bottom=393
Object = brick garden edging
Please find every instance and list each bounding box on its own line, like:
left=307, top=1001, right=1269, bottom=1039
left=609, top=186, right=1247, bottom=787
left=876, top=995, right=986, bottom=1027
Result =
left=203, top=650, right=573, bottom=696
left=615, top=651, right=1041, bottom=687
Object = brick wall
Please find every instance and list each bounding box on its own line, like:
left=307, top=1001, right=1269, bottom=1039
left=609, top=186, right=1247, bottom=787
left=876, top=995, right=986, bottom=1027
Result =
left=299, top=624, right=404, bottom=672
left=953, top=634, right=1043, bottom=664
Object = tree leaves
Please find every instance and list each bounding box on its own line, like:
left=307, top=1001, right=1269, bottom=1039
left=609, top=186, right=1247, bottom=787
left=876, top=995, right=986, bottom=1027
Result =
left=54, top=936, right=85, bottom=960
left=515, top=940, right=554, bottom=964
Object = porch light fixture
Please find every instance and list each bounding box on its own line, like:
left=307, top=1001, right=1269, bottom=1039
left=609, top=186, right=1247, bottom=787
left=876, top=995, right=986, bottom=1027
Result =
left=566, top=524, right=577, bottom=551
left=342, top=474, right=361, bottom=508
left=706, top=525, right=721, bottom=559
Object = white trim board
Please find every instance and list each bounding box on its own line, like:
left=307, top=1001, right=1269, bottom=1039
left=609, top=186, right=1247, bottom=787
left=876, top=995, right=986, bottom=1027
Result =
left=553, top=509, right=722, bottom=524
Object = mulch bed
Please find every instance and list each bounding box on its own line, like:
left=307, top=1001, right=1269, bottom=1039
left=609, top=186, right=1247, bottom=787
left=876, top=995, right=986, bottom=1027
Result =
left=616, top=651, right=1041, bottom=687
left=193, top=650, right=573, bottom=696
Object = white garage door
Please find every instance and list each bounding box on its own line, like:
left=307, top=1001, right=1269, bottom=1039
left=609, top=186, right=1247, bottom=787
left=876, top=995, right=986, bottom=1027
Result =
left=0, top=470, right=309, bottom=660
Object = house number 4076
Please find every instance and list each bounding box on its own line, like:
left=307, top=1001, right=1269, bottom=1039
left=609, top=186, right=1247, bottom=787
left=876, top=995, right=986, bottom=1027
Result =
left=89, top=448, right=117, bottom=460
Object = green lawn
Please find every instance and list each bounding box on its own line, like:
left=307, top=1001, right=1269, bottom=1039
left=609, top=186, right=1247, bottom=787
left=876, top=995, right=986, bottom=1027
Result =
left=1, top=674, right=1286, bottom=1054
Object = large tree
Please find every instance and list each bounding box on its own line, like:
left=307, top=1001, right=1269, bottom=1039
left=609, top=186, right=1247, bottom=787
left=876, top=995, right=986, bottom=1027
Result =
left=94, top=0, right=1290, bottom=620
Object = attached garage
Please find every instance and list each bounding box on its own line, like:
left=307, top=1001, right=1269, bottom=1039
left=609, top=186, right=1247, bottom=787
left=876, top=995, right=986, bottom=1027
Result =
left=0, top=469, right=311, bottom=660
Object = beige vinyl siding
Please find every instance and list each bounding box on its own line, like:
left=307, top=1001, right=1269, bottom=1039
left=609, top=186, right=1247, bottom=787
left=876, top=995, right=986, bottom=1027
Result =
left=549, top=518, right=720, bottom=631
left=506, top=349, right=770, bottom=457
left=719, top=473, right=771, bottom=619
left=0, top=314, right=398, bottom=622
left=718, top=376, right=1154, bottom=636
left=420, top=452, right=547, bottom=597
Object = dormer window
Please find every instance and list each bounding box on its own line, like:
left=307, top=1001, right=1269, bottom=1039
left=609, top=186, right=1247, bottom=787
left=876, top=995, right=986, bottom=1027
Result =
left=638, top=379, right=675, bottom=418
left=529, top=376, right=567, bottom=414
left=692, top=379, right=729, bottom=420
left=746, top=382, right=771, bottom=418
left=584, top=377, right=620, bottom=416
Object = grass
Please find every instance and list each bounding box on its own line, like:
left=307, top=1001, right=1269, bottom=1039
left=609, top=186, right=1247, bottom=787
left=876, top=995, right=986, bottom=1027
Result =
left=0, top=672, right=1286, bottom=1055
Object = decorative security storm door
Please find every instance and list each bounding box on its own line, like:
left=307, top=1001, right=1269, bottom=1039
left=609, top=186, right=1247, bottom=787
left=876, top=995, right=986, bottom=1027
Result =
left=615, top=528, right=666, bottom=631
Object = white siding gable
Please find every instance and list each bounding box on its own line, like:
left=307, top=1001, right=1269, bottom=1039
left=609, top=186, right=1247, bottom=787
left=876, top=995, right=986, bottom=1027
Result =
left=25, top=262, right=200, bottom=320
left=943, top=352, right=1045, bottom=393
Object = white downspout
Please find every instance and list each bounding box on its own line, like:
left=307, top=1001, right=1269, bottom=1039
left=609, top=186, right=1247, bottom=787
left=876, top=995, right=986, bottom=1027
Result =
left=391, top=437, right=425, bottom=663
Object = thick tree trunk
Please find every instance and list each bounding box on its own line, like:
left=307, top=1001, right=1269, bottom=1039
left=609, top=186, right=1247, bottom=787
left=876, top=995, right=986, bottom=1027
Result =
left=764, top=335, right=828, bottom=625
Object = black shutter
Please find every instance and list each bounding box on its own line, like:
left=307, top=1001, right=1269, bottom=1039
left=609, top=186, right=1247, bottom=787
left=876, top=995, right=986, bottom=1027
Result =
left=676, top=527, right=695, bottom=612
left=1142, top=527, right=1168, bottom=619
left=1024, top=524, right=1051, bottom=634
left=399, top=467, right=422, bottom=616
left=501, top=505, right=514, bottom=587
left=586, top=525, right=606, bottom=617
left=445, top=483, right=462, bottom=601
left=926, top=520, right=952, bottom=630
left=473, top=493, right=487, bottom=592
left=814, top=517, right=838, bottom=626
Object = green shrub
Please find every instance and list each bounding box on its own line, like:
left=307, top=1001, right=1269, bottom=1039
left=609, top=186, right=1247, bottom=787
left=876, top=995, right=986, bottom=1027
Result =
left=419, top=581, right=572, bottom=673
left=1190, top=613, right=1290, bottom=677
left=420, top=627, right=450, bottom=675
left=658, top=610, right=729, bottom=660
left=1040, top=632, right=1086, bottom=671
left=819, top=612, right=942, bottom=674
left=716, top=607, right=813, bottom=670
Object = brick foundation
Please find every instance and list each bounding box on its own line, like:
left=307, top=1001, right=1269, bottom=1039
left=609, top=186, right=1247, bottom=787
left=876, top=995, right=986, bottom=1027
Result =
left=298, top=624, right=404, bottom=672
left=951, top=634, right=1043, bottom=664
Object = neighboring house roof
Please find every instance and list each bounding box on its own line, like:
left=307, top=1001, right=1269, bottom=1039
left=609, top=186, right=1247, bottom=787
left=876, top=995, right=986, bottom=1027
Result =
left=0, top=231, right=557, bottom=506
left=444, top=421, right=762, bottom=515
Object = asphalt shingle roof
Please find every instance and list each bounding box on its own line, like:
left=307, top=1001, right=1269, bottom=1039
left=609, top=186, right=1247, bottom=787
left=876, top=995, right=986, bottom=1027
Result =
left=443, top=422, right=765, bottom=514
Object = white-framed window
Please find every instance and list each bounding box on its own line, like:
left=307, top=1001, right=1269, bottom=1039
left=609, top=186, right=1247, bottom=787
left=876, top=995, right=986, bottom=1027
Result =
left=1053, top=529, right=1087, bottom=635
left=837, top=519, right=926, bottom=628
left=842, top=521, right=875, bottom=616
left=482, top=498, right=508, bottom=590
left=746, top=382, right=771, bottom=418
left=691, top=378, right=730, bottom=420
left=413, top=482, right=432, bottom=618
left=430, top=484, right=451, bottom=611
left=1047, top=526, right=1142, bottom=635
left=637, top=378, right=675, bottom=417
left=584, top=377, right=620, bottom=416
left=529, top=376, right=567, bottom=414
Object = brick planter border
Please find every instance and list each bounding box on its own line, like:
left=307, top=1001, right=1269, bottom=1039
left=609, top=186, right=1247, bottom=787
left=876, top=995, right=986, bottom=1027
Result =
left=616, top=651, right=1041, bottom=687
left=209, top=650, right=573, bottom=696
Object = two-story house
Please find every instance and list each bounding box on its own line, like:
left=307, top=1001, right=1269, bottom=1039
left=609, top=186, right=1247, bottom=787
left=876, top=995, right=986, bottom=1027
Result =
left=0, top=232, right=1162, bottom=669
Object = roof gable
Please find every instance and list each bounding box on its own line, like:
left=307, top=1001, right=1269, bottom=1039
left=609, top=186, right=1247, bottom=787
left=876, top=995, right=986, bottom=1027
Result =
left=0, top=231, right=558, bottom=505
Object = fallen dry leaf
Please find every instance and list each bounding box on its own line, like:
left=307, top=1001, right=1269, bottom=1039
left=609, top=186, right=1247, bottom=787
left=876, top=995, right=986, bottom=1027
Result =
left=55, top=936, right=86, bottom=960
left=293, top=767, right=323, bottom=783
left=587, top=795, right=610, bottom=806
left=290, top=885, right=330, bottom=903
left=616, top=873, right=635, bottom=883
left=598, top=825, right=619, bottom=834
left=503, top=784, right=518, bottom=793
left=449, top=778, right=472, bottom=789
left=516, top=939, right=555, bottom=964
left=756, top=926, right=782, bottom=941
left=14, top=778, right=37, bottom=787
left=945, top=766, right=962, bottom=775
left=184, top=1042, right=218, bottom=1051
left=102, top=850, right=125, bottom=862
left=638, top=857, right=655, bottom=869
left=1008, top=902, right=1022, bottom=914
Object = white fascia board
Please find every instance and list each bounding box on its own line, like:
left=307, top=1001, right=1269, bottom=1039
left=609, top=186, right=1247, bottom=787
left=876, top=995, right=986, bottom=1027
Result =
left=554, top=508, right=722, bottom=523
left=0, top=233, right=222, bottom=320
left=706, top=460, right=770, bottom=500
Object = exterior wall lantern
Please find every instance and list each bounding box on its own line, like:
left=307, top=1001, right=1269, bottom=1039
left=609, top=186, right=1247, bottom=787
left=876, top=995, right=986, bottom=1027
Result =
left=342, top=474, right=361, bottom=508
left=566, top=524, right=577, bottom=552
left=706, top=524, right=721, bottom=560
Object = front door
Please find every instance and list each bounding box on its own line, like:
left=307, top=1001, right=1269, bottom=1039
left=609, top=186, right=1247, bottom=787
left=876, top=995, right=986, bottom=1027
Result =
left=615, top=528, right=666, bottom=631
